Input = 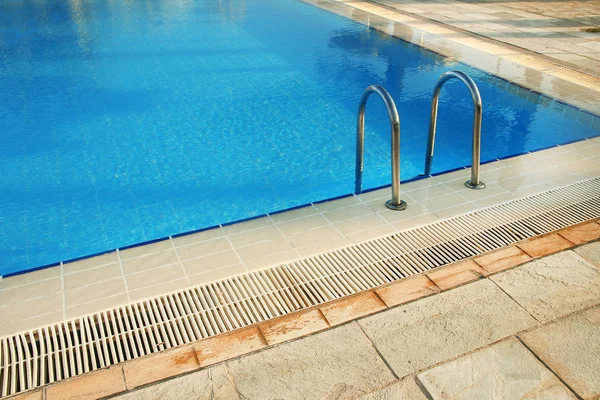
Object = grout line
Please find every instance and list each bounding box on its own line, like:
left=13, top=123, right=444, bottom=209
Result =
left=515, top=335, right=585, bottom=400
left=116, top=249, right=132, bottom=304
left=355, top=321, right=399, bottom=380
left=60, top=262, right=66, bottom=320
left=169, top=237, right=191, bottom=286
left=223, top=234, right=249, bottom=272
left=486, top=275, right=542, bottom=324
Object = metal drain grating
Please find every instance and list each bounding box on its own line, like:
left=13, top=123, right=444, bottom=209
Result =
left=2, top=178, right=600, bottom=397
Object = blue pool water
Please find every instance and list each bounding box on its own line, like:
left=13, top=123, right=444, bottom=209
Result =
left=1, top=0, right=598, bottom=276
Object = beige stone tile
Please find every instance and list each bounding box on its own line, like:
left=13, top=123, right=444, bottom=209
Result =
left=120, top=240, right=172, bottom=260
left=559, top=222, right=600, bottom=245
left=314, top=195, right=361, bottom=212
left=520, top=306, right=600, bottom=400
left=408, top=183, right=455, bottom=202
left=227, top=225, right=284, bottom=247
left=433, top=202, right=480, bottom=219
left=478, top=165, right=521, bottom=183
left=356, top=187, right=390, bottom=202
left=46, top=365, right=125, bottom=400
left=574, top=241, right=600, bottom=269
left=320, top=291, right=386, bottom=326
left=188, top=264, right=246, bottom=286
left=124, top=345, right=199, bottom=389
left=225, top=323, right=396, bottom=399
left=518, top=234, right=575, bottom=258
left=221, top=216, right=272, bottom=235
left=345, top=224, right=395, bottom=244
left=376, top=275, right=440, bottom=307
left=235, top=237, right=294, bottom=262
left=0, top=278, right=62, bottom=305
left=65, top=294, right=129, bottom=319
left=402, top=177, right=443, bottom=191
left=453, top=185, right=510, bottom=203
left=473, top=191, right=517, bottom=208
left=110, top=369, right=212, bottom=400
left=421, top=192, right=470, bottom=212
left=125, top=265, right=185, bottom=291
left=9, top=389, right=43, bottom=400
left=194, top=326, right=266, bottom=367
left=360, top=280, right=536, bottom=377
left=182, top=250, right=240, bottom=275
left=427, top=259, right=486, bottom=290
left=244, top=250, right=299, bottom=271
left=176, top=238, right=231, bottom=261
left=474, top=246, right=532, bottom=274
left=121, top=249, right=180, bottom=275
left=129, top=279, right=189, bottom=302
left=357, top=376, right=429, bottom=400
left=0, top=311, right=63, bottom=336
left=64, top=263, right=122, bottom=290
left=491, top=251, right=600, bottom=323
left=65, top=277, right=126, bottom=307
left=0, top=294, right=63, bottom=325
left=495, top=174, right=541, bottom=193
left=276, top=214, right=329, bottom=235
left=260, top=309, right=329, bottom=345
left=418, top=337, right=575, bottom=400
left=63, top=252, right=119, bottom=274
left=390, top=213, right=441, bottom=231
left=296, top=237, right=350, bottom=257
left=333, top=213, right=388, bottom=236
left=1, top=266, right=61, bottom=289
left=171, top=227, right=224, bottom=247
left=323, top=204, right=375, bottom=223
left=269, top=205, right=318, bottom=224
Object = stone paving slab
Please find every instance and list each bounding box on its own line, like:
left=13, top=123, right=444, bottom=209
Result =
left=520, top=305, right=600, bottom=400
left=222, top=323, right=396, bottom=400
left=574, top=241, right=600, bottom=269
left=358, top=279, right=537, bottom=377
left=491, top=251, right=600, bottom=323
left=114, top=369, right=213, bottom=400
left=417, top=337, right=576, bottom=400
left=357, top=376, right=428, bottom=400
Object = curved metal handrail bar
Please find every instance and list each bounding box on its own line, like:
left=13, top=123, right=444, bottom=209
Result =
left=355, top=85, right=407, bottom=211
left=424, top=70, right=486, bottom=189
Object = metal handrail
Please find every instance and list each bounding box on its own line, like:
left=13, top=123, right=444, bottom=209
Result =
left=355, top=85, right=407, bottom=211
left=424, top=70, right=486, bottom=189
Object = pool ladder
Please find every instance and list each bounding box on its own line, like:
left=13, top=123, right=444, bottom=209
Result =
left=354, top=70, right=485, bottom=211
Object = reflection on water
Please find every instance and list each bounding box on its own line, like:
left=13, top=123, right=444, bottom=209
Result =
left=0, top=0, right=597, bottom=275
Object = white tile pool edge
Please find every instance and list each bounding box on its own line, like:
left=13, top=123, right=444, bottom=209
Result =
left=1, top=137, right=599, bottom=336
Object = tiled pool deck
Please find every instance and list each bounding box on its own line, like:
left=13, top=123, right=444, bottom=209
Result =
left=21, top=228, right=600, bottom=400
left=1, top=0, right=600, bottom=341
left=372, top=0, right=600, bottom=75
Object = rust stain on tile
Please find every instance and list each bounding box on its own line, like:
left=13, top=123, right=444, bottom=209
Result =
left=259, top=309, right=329, bottom=345
left=474, top=246, right=532, bottom=275
left=123, top=346, right=199, bottom=389
left=518, top=234, right=574, bottom=258
left=10, top=389, right=43, bottom=400
left=320, top=291, right=386, bottom=326
left=376, top=275, right=440, bottom=307
left=427, top=260, right=485, bottom=291
left=195, top=326, right=266, bottom=367
left=559, top=222, right=600, bottom=245
left=46, top=366, right=125, bottom=400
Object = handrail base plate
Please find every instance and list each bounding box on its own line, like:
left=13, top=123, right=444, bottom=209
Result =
left=385, top=199, right=408, bottom=211
left=465, top=180, right=486, bottom=190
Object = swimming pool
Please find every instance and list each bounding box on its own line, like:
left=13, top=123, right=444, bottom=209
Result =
left=1, top=0, right=598, bottom=276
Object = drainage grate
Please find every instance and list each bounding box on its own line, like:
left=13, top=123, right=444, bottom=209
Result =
left=2, top=178, right=600, bottom=397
